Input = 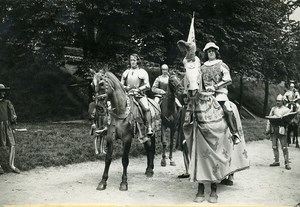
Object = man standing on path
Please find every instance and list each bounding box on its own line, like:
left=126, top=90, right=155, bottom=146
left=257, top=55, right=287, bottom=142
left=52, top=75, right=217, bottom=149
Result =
left=266, top=94, right=292, bottom=170
left=0, top=84, right=20, bottom=174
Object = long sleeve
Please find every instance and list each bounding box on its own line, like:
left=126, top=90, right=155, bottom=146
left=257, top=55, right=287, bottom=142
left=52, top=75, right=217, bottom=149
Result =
left=152, top=77, right=165, bottom=94
left=7, top=100, right=17, bottom=124
left=138, top=69, right=150, bottom=91
left=266, top=107, right=274, bottom=132
left=215, top=64, right=232, bottom=90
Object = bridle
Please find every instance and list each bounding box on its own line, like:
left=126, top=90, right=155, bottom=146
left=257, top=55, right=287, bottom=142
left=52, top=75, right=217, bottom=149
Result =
left=169, top=74, right=184, bottom=94
left=94, top=72, right=131, bottom=120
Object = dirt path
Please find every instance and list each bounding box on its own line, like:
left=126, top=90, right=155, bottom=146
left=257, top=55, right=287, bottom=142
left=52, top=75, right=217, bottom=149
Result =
left=1, top=140, right=300, bottom=206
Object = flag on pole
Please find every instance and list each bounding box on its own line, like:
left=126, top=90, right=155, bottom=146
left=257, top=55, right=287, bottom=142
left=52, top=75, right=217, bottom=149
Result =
left=187, top=12, right=195, bottom=44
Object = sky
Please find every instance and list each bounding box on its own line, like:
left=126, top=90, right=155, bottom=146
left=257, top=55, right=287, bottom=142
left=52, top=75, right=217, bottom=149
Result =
left=290, top=7, right=300, bottom=21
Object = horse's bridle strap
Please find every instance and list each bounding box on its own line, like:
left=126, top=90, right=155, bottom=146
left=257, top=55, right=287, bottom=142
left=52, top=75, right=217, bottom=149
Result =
left=109, top=96, right=131, bottom=120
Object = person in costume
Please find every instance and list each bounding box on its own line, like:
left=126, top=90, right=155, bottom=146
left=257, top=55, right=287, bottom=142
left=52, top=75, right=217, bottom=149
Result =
left=266, top=94, right=292, bottom=170
left=152, top=64, right=169, bottom=104
left=201, top=42, right=241, bottom=145
left=284, top=83, right=299, bottom=104
left=0, top=84, right=20, bottom=174
left=120, top=53, right=153, bottom=136
left=152, top=64, right=182, bottom=106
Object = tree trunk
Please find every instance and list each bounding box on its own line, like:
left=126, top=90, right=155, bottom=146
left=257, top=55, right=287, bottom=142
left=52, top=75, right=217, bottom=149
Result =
left=239, top=73, right=244, bottom=110
left=263, top=80, right=269, bottom=116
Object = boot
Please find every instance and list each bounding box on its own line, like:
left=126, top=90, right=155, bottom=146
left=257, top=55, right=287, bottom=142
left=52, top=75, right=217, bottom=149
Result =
left=145, top=111, right=153, bottom=135
left=285, top=163, right=291, bottom=170
left=283, top=147, right=291, bottom=170
left=270, top=148, right=279, bottom=166
left=147, top=125, right=153, bottom=135
left=224, top=109, right=240, bottom=145
left=269, top=162, right=280, bottom=166
left=232, top=133, right=241, bottom=145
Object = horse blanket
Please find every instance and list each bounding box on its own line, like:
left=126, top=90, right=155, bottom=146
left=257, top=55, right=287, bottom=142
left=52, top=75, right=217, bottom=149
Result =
left=183, top=93, right=250, bottom=183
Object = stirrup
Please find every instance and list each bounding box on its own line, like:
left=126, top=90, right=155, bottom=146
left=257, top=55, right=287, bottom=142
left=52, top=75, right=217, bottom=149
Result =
left=232, top=133, right=241, bottom=145
left=147, top=127, right=153, bottom=135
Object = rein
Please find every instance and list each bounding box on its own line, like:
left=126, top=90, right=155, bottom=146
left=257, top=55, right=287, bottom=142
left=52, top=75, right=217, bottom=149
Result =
left=97, top=73, right=132, bottom=120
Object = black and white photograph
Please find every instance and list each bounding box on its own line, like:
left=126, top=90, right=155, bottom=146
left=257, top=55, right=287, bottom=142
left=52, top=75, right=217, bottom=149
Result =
left=0, top=0, right=300, bottom=206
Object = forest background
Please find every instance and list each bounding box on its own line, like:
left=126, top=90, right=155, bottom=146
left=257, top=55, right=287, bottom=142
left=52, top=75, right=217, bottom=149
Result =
left=0, top=0, right=300, bottom=121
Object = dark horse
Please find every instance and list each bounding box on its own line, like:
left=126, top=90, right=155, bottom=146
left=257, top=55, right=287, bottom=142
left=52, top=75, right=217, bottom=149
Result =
left=92, top=71, right=160, bottom=191
left=160, top=72, right=185, bottom=167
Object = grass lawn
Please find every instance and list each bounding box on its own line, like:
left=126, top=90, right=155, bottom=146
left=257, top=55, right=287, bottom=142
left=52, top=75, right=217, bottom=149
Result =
left=0, top=117, right=268, bottom=172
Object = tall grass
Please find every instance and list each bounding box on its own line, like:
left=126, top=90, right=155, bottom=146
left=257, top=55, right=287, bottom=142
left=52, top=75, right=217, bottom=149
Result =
left=0, top=118, right=267, bottom=172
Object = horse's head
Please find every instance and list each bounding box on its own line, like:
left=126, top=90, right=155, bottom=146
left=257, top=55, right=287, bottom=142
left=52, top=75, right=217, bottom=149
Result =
left=183, top=56, right=202, bottom=98
left=92, top=72, right=109, bottom=101
left=169, top=71, right=185, bottom=96
left=92, top=71, right=127, bottom=112
left=177, top=39, right=201, bottom=97
left=177, top=40, right=196, bottom=62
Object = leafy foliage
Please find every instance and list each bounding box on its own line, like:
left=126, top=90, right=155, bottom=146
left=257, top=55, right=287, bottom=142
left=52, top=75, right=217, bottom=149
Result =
left=0, top=0, right=299, bottom=120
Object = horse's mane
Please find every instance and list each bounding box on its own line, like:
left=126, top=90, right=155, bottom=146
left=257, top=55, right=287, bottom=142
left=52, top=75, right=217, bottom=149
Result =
left=105, top=71, right=126, bottom=93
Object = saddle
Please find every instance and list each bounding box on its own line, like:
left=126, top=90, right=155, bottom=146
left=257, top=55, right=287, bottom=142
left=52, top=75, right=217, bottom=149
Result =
left=129, top=96, right=161, bottom=141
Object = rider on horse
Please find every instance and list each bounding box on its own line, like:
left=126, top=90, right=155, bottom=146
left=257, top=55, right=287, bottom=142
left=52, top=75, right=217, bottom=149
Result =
left=284, top=83, right=300, bottom=147
left=201, top=42, right=241, bottom=145
left=152, top=64, right=182, bottom=107
left=284, top=83, right=299, bottom=105
left=120, top=53, right=153, bottom=136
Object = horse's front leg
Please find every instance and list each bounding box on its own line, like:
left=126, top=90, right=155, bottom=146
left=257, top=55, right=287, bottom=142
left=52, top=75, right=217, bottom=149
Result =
left=96, top=138, right=113, bottom=191
left=169, top=125, right=176, bottom=166
left=161, top=124, right=167, bottom=167
left=120, top=134, right=132, bottom=191
left=144, top=134, right=155, bottom=177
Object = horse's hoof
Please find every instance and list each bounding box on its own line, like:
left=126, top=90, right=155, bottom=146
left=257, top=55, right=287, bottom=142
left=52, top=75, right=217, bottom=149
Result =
left=194, top=195, right=205, bottom=203
left=146, top=171, right=154, bottom=177
left=170, top=161, right=176, bottom=166
left=145, top=168, right=154, bottom=177
left=161, top=158, right=166, bottom=167
left=119, top=182, right=128, bottom=191
left=96, top=182, right=107, bottom=191
left=208, top=195, right=218, bottom=203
